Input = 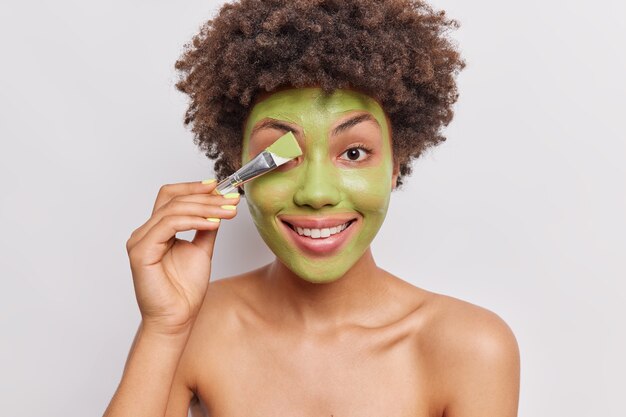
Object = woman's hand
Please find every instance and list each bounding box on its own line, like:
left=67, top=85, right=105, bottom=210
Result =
left=125, top=180, right=240, bottom=336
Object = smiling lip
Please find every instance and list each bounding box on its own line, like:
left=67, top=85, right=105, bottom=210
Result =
left=278, top=214, right=359, bottom=256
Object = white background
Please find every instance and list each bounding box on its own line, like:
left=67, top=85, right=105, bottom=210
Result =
left=1, top=1, right=624, bottom=416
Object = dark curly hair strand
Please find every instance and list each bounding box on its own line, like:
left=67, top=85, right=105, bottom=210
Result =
left=174, top=0, right=466, bottom=188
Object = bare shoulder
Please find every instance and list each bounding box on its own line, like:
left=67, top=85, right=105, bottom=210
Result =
left=176, top=269, right=263, bottom=374
left=192, top=268, right=263, bottom=331
left=422, top=293, right=519, bottom=358
left=178, top=271, right=252, bottom=348
left=170, top=270, right=262, bottom=412
left=384, top=272, right=519, bottom=415
left=384, top=275, right=519, bottom=360
left=416, top=291, right=521, bottom=416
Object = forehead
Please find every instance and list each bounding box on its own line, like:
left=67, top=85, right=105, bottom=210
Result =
left=243, top=88, right=388, bottom=135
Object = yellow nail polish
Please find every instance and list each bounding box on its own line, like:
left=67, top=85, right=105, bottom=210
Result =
left=221, top=205, right=237, bottom=210
left=206, top=217, right=220, bottom=222
left=202, top=179, right=216, bottom=184
left=224, top=192, right=240, bottom=199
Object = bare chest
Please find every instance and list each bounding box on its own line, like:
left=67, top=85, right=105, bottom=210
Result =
left=192, top=324, right=437, bottom=417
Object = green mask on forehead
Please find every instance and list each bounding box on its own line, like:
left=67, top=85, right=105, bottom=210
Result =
left=242, top=88, right=395, bottom=283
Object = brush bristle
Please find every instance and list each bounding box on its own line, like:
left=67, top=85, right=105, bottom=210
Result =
left=265, top=132, right=302, bottom=159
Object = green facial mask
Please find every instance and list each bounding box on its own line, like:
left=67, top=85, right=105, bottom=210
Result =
left=242, top=88, right=395, bottom=283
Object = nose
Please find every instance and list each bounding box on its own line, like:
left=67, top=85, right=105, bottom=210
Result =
left=293, top=157, right=341, bottom=209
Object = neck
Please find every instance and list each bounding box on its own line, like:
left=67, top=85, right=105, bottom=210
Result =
left=260, top=247, right=392, bottom=332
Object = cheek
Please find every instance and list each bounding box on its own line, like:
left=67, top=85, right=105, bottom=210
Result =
left=244, top=171, right=298, bottom=218
left=340, top=167, right=392, bottom=215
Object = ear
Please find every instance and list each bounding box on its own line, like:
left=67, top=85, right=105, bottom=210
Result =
left=391, top=159, right=400, bottom=190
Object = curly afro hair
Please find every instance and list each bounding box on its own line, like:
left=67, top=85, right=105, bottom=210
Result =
left=175, top=0, right=465, bottom=188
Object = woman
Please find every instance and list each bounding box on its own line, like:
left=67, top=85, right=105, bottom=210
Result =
left=105, top=1, right=520, bottom=416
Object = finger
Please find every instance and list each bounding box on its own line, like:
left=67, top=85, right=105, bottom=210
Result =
left=191, top=228, right=219, bottom=258
left=130, top=215, right=221, bottom=267
left=171, top=192, right=241, bottom=207
left=128, top=201, right=238, bottom=250
left=189, top=191, right=242, bottom=258
left=133, top=193, right=239, bottom=246
left=152, top=180, right=219, bottom=215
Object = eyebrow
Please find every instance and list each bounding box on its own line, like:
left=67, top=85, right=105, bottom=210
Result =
left=331, top=113, right=379, bottom=136
left=250, top=119, right=298, bottom=137
left=250, top=113, right=379, bottom=137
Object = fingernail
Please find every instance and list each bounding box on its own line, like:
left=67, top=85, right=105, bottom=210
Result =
left=202, top=179, right=216, bottom=184
left=221, top=205, right=237, bottom=210
left=206, top=218, right=220, bottom=222
left=224, top=192, right=240, bottom=199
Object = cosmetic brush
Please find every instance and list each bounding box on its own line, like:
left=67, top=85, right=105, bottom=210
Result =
left=215, top=131, right=302, bottom=195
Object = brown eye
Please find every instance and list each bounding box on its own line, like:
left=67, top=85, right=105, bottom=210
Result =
left=340, top=146, right=370, bottom=162
left=347, top=149, right=360, bottom=160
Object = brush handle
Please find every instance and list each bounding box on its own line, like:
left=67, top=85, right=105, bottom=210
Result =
left=215, top=176, right=242, bottom=195
left=215, top=151, right=277, bottom=195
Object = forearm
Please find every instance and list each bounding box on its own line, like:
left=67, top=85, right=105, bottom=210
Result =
left=103, top=322, right=191, bottom=417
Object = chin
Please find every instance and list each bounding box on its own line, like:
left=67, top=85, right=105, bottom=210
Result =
left=289, top=265, right=349, bottom=284
left=298, top=274, right=344, bottom=284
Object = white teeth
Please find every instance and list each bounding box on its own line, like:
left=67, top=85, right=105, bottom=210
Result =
left=292, top=221, right=352, bottom=239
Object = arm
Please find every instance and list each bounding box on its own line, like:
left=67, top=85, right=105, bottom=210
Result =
left=103, top=322, right=193, bottom=417
left=104, top=180, right=240, bottom=416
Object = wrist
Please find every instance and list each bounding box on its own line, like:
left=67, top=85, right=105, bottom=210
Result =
left=140, top=319, right=195, bottom=340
